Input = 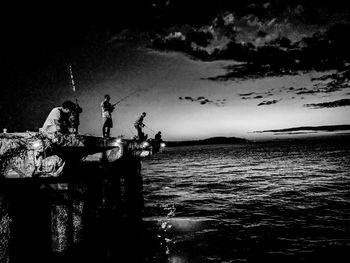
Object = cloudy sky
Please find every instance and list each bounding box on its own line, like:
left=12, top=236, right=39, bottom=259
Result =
left=1, top=0, right=350, bottom=140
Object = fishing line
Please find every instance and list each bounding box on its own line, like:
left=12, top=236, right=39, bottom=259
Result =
left=68, top=64, right=76, bottom=93
left=112, top=90, right=139, bottom=106
left=144, top=124, right=156, bottom=134
left=128, top=128, right=136, bottom=137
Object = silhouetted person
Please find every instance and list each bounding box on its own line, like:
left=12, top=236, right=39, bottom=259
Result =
left=152, top=131, right=163, bottom=153
left=134, top=112, right=146, bottom=141
left=68, top=99, right=83, bottom=134
left=41, top=100, right=76, bottom=137
left=101, top=94, right=115, bottom=138
left=154, top=131, right=162, bottom=142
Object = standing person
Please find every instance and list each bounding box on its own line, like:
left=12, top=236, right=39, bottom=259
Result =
left=68, top=99, right=83, bottom=134
left=134, top=112, right=146, bottom=141
left=101, top=94, right=115, bottom=138
left=41, top=100, right=76, bottom=136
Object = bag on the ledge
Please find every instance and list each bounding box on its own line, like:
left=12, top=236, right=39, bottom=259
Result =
left=0, top=134, right=64, bottom=178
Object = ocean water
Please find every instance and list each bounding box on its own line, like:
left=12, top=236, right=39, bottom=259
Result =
left=140, top=141, right=350, bottom=263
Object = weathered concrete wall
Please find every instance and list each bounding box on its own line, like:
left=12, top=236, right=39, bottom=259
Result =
left=0, top=195, right=11, bottom=263
left=0, top=157, right=143, bottom=262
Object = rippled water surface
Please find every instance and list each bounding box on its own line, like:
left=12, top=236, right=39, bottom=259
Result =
left=141, top=141, right=350, bottom=262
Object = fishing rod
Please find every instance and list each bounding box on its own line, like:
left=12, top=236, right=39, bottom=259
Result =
left=128, top=128, right=136, bottom=136
left=112, top=90, right=139, bottom=106
left=68, top=63, right=77, bottom=97
left=68, top=62, right=82, bottom=109
left=143, top=124, right=156, bottom=133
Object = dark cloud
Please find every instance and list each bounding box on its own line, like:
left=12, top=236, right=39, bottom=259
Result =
left=295, top=85, right=342, bottom=95
left=273, top=131, right=318, bottom=135
left=151, top=5, right=350, bottom=81
left=255, top=125, right=350, bottom=133
left=184, top=96, right=194, bottom=101
left=304, top=99, right=350, bottom=108
left=205, top=63, right=297, bottom=81
left=295, top=89, right=317, bottom=95
left=179, top=96, right=227, bottom=106
left=277, top=69, right=350, bottom=98
left=257, top=99, right=281, bottom=106
left=310, top=69, right=350, bottom=93
left=238, top=90, right=276, bottom=100
left=239, top=92, right=254, bottom=96
left=233, top=23, right=349, bottom=79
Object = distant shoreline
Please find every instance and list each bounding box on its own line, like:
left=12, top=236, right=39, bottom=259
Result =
left=164, top=134, right=350, bottom=147
left=164, top=136, right=250, bottom=147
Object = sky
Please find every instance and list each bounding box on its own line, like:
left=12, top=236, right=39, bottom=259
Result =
left=1, top=0, right=350, bottom=141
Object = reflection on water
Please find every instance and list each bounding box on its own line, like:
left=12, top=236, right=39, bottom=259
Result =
left=142, top=141, right=350, bottom=262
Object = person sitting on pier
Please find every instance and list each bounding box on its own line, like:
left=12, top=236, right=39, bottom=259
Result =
left=41, top=100, right=76, bottom=137
left=67, top=99, right=83, bottom=134
left=101, top=94, right=115, bottom=138
left=134, top=112, right=146, bottom=141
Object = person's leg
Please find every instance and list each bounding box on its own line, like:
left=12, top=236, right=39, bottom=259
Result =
left=134, top=125, right=139, bottom=139
left=137, top=126, right=142, bottom=140
left=103, top=119, right=107, bottom=137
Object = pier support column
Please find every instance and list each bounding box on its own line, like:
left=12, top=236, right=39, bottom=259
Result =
left=7, top=183, right=52, bottom=262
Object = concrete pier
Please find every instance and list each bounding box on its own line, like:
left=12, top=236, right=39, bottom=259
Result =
left=0, top=133, right=162, bottom=262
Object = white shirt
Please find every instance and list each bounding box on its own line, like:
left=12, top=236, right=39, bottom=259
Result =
left=101, top=100, right=112, bottom=118
left=41, top=107, right=64, bottom=134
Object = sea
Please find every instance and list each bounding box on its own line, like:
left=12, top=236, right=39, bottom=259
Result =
left=138, top=140, right=350, bottom=263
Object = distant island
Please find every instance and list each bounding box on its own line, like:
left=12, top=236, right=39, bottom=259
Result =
left=165, top=136, right=250, bottom=147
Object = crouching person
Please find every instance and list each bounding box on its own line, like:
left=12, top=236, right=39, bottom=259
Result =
left=41, top=100, right=76, bottom=138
